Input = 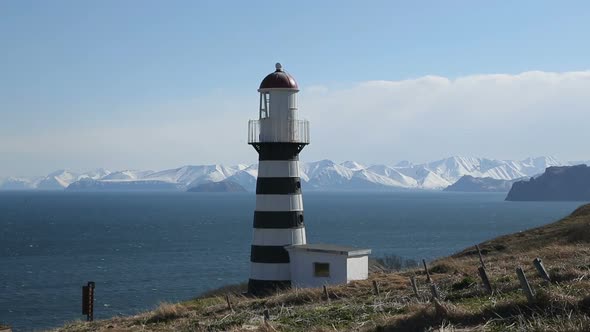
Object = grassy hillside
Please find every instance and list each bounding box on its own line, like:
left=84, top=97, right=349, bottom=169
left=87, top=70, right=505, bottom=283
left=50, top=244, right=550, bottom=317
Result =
left=54, top=204, right=590, bottom=332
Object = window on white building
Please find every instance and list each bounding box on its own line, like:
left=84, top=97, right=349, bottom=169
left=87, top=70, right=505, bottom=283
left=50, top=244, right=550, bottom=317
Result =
left=314, top=262, right=330, bottom=277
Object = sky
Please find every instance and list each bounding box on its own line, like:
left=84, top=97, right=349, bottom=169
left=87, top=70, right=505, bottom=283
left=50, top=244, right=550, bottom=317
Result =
left=1, top=1, right=590, bottom=177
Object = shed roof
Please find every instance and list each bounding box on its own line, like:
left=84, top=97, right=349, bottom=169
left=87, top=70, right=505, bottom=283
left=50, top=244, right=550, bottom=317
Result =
left=286, top=243, right=371, bottom=257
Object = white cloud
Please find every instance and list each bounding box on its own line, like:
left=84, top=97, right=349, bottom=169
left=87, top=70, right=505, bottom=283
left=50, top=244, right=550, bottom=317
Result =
left=1, top=70, right=589, bottom=176
left=301, top=70, right=590, bottom=164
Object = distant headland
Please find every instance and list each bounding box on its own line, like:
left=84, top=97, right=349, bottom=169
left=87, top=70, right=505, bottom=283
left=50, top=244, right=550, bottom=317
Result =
left=506, top=165, right=590, bottom=201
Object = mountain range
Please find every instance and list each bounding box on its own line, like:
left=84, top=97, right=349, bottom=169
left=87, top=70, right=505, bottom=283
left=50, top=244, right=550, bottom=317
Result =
left=1, top=156, right=586, bottom=192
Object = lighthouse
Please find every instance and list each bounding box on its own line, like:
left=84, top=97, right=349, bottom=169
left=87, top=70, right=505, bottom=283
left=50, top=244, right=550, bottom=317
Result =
left=247, top=63, right=309, bottom=295
left=246, top=64, right=371, bottom=295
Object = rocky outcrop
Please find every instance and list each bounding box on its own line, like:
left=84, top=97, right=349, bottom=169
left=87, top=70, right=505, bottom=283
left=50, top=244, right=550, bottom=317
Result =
left=506, top=165, right=590, bottom=201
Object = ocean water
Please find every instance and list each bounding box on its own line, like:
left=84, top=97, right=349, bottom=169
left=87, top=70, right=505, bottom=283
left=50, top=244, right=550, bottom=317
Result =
left=0, top=191, right=583, bottom=331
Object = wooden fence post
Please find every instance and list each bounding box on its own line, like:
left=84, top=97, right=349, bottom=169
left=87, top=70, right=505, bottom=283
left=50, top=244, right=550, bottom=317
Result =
left=225, top=294, right=233, bottom=312
left=478, top=266, right=493, bottom=294
left=410, top=276, right=420, bottom=299
left=263, top=309, right=270, bottom=322
left=516, top=267, right=535, bottom=303
left=475, top=245, right=493, bottom=294
left=422, top=259, right=440, bottom=300
left=372, top=280, right=380, bottom=296
left=533, top=258, right=551, bottom=282
left=422, top=259, right=432, bottom=283
left=430, top=284, right=440, bottom=300
left=475, top=245, right=486, bottom=268
left=323, top=285, right=329, bottom=301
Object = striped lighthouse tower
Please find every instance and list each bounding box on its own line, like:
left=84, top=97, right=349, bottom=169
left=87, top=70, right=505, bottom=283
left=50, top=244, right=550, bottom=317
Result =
left=247, top=63, right=310, bottom=295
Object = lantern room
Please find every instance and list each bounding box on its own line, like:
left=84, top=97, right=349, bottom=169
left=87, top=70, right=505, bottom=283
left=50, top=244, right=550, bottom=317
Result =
left=248, top=63, right=309, bottom=145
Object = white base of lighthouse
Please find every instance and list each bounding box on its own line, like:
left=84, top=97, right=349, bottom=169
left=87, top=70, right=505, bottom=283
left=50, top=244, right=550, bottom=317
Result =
left=252, top=228, right=306, bottom=246
left=255, top=194, right=303, bottom=211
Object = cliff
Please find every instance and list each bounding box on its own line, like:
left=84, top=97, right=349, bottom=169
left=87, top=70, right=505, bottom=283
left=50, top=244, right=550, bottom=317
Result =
left=506, top=165, right=590, bottom=201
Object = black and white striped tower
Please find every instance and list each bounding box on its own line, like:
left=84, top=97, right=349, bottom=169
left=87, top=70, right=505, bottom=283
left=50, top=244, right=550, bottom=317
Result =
left=247, top=63, right=310, bottom=295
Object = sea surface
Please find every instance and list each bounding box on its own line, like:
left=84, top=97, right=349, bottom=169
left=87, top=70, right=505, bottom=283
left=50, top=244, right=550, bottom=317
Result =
left=0, top=191, right=584, bottom=331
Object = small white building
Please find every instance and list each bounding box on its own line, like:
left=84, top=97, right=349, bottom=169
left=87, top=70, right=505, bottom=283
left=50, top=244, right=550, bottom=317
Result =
left=286, top=244, right=371, bottom=288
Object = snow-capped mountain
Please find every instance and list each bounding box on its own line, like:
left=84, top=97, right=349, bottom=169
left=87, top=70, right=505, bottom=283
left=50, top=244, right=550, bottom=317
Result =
left=101, top=170, right=152, bottom=181
left=340, top=161, right=366, bottom=171
left=0, top=169, right=112, bottom=190
left=503, top=156, right=564, bottom=178
left=37, top=170, right=84, bottom=189
left=145, top=165, right=238, bottom=187
left=224, top=165, right=258, bottom=191
left=77, top=168, right=111, bottom=180
left=388, top=156, right=566, bottom=189
left=416, top=169, right=452, bottom=190
left=0, top=176, right=42, bottom=190
left=0, top=156, right=576, bottom=191
left=298, top=160, right=410, bottom=190
left=302, top=160, right=354, bottom=189
left=365, top=165, right=418, bottom=188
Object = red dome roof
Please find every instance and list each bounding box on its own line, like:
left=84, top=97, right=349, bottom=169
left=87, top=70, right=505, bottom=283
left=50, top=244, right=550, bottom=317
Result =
left=259, top=63, right=298, bottom=90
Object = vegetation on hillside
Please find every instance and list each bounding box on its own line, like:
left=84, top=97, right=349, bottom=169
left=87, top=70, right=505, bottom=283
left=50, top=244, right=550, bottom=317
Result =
left=54, top=204, right=590, bottom=332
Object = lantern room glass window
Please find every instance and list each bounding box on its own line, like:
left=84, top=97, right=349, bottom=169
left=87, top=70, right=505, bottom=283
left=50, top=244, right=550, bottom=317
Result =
left=259, top=93, right=270, bottom=119
left=289, top=93, right=297, bottom=110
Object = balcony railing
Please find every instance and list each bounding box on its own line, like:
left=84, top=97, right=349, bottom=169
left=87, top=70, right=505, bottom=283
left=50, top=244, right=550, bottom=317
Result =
left=248, top=119, right=310, bottom=144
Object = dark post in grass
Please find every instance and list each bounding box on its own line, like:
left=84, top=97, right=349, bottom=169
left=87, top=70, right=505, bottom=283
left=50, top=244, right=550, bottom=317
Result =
left=422, top=259, right=439, bottom=300
left=225, top=294, right=233, bottom=312
left=533, top=258, right=551, bottom=282
left=475, top=245, right=486, bottom=269
left=516, top=267, right=535, bottom=303
left=263, top=308, right=270, bottom=322
left=430, top=283, right=440, bottom=300
left=323, top=285, right=330, bottom=301
left=82, top=281, right=95, bottom=322
left=478, top=267, right=493, bottom=294
left=372, top=280, right=380, bottom=296
left=475, top=245, right=493, bottom=294
left=410, top=276, right=420, bottom=299
left=422, top=259, right=432, bottom=283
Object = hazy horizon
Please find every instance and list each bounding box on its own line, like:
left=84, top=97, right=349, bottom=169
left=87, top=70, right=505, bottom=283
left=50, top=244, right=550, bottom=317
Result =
left=2, top=155, right=589, bottom=179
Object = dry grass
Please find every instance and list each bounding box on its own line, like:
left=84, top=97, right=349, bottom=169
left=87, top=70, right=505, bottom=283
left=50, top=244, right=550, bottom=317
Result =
left=50, top=203, right=590, bottom=332
left=143, top=302, right=188, bottom=323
